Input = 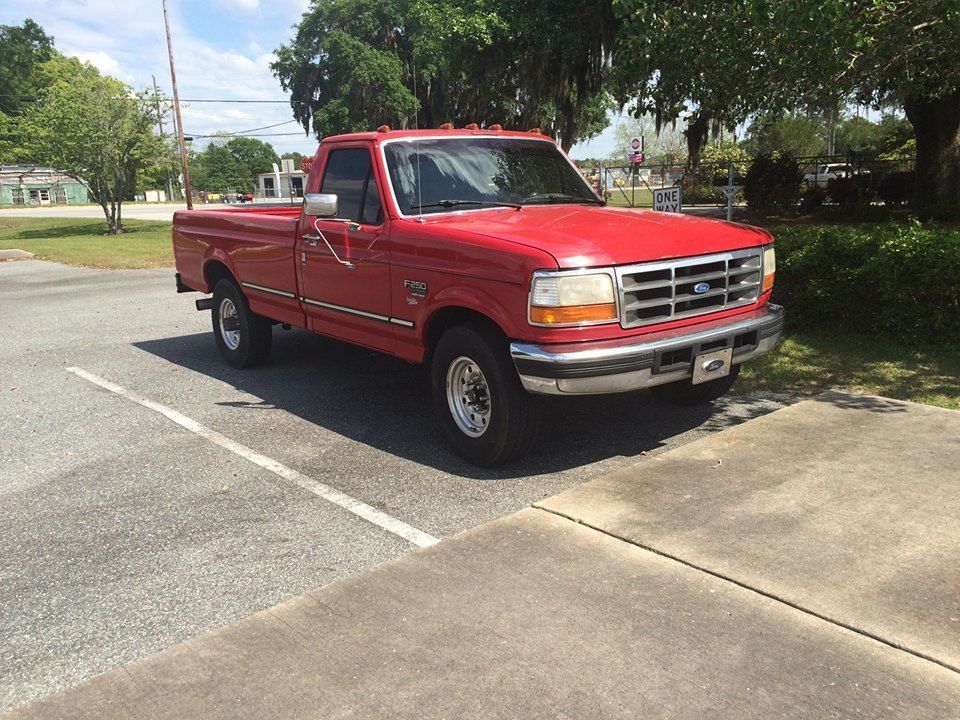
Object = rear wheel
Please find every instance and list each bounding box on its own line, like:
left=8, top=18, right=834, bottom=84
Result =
left=211, top=279, right=273, bottom=368
left=431, top=323, right=540, bottom=466
left=651, top=364, right=740, bottom=406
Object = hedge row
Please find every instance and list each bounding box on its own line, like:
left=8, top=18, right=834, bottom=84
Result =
left=771, top=221, right=960, bottom=345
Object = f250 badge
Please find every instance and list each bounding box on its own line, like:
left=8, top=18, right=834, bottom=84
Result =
left=404, top=279, right=428, bottom=299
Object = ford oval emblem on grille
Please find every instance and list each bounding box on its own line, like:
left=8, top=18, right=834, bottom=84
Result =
left=693, top=282, right=711, bottom=294
left=702, top=358, right=725, bottom=372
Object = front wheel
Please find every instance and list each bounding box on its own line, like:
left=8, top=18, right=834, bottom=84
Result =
left=431, top=323, right=540, bottom=466
left=650, top=364, right=740, bottom=406
left=211, top=279, right=273, bottom=368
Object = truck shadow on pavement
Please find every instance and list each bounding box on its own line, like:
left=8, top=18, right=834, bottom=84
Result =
left=134, top=328, right=787, bottom=479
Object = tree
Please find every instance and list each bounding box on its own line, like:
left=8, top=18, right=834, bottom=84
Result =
left=17, top=67, right=164, bottom=234
left=0, top=19, right=53, bottom=115
left=272, top=0, right=614, bottom=150
left=191, top=144, right=251, bottom=191
left=758, top=0, right=960, bottom=205
left=223, top=137, right=279, bottom=180
left=613, top=0, right=960, bottom=206
left=608, top=114, right=686, bottom=164
left=611, top=0, right=772, bottom=168
left=281, top=151, right=305, bottom=165
left=190, top=137, right=279, bottom=191
left=0, top=19, right=55, bottom=162
left=745, top=113, right=828, bottom=158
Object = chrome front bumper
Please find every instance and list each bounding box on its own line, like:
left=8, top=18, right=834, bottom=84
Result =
left=510, top=304, right=784, bottom=395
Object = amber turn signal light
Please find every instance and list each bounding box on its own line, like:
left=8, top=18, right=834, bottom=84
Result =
left=530, top=303, right=617, bottom=326
left=762, top=272, right=775, bottom=293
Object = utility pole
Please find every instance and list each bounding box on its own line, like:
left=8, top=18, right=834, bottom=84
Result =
left=151, top=74, right=175, bottom=203
left=162, top=0, right=193, bottom=209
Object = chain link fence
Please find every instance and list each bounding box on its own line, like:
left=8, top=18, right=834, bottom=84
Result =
left=584, top=154, right=915, bottom=211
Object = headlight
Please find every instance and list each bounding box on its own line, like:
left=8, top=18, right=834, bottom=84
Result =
left=529, top=270, right=618, bottom=326
left=762, top=245, right=776, bottom=293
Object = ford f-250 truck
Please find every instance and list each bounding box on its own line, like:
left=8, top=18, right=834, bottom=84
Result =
left=173, top=127, right=783, bottom=466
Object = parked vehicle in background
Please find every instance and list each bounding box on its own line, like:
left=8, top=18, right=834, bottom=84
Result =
left=173, top=127, right=783, bottom=466
left=803, top=163, right=853, bottom=186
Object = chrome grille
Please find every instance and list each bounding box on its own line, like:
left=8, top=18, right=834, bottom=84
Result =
left=616, top=248, right=763, bottom=328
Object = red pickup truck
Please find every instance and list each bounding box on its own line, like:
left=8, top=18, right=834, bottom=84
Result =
left=173, top=127, right=782, bottom=466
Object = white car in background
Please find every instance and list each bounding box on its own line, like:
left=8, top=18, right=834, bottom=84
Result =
left=803, top=163, right=852, bottom=186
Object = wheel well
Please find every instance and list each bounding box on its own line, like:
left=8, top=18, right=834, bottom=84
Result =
left=204, top=260, right=236, bottom=292
left=423, top=307, right=505, bottom=361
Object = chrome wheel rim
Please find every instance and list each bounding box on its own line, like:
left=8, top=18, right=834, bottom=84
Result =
left=219, top=297, right=241, bottom=350
left=446, top=356, right=491, bottom=438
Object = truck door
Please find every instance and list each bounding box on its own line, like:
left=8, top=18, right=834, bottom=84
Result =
left=297, top=145, right=394, bottom=353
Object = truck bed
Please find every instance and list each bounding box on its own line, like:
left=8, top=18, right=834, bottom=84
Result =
left=173, top=204, right=304, bottom=326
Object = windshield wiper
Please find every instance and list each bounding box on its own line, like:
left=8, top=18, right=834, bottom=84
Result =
left=521, top=192, right=604, bottom=206
left=410, top=199, right=522, bottom=211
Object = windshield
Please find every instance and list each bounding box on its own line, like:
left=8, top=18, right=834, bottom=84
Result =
left=383, top=137, right=600, bottom=215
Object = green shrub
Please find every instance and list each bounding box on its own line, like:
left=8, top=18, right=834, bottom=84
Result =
left=772, top=220, right=960, bottom=345
left=826, top=175, right=874, bottom=207
left=744, top=154, right=802, bottom=214
left=800, top=186, right=827, bottom=212
left=680, top=175, right=723, bottom=204
left=877, top=170, right=915, bottom=206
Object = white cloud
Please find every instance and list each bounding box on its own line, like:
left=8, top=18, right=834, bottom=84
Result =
left=71, top=50, right=134, bottom=82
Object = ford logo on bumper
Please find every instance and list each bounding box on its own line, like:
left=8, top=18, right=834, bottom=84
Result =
left=693, top=282, right=711, bottom=294
left=702, top=358, right=726, bottom=372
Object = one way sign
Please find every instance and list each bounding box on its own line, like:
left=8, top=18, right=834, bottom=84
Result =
left=653, top=186, right=682, bottom=213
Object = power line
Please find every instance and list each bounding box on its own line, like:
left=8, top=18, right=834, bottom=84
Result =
left=187, top=120, right=303, bottom=139
left=194, top=131, right=310, bottom=139
left=180, top=98, right=290, bottom=104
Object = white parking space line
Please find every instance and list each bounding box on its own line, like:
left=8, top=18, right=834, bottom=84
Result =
left=66, top=367, right=440, bottom=548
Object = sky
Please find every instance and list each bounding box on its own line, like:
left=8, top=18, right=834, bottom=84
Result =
left=0, top=1, right=621, bottom=159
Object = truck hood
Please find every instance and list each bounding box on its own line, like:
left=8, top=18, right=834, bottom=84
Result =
left=424, top=205, right=772, bottom=268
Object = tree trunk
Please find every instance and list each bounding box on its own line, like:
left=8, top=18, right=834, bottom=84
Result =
left=105, top=200, right=120, bottom=235
left=825, top=103, right=839, bottom=156
left=904, top=89, right=960, bottom=208
left=97, top=200, right=116, bottom=235
left=685, top=115, right=709, bottom=170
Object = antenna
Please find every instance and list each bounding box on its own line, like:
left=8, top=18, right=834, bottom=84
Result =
left=413, top=62, right=424, bottom=223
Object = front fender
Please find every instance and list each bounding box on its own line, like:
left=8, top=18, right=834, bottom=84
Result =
left=424, top=285, right=521, bottom=339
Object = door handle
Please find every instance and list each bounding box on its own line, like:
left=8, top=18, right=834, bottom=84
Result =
left=304, top=221, right=355, bottom=270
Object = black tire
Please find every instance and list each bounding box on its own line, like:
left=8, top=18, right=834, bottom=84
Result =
left=650, top=364, right=740, bottom=406
left=431, top=323, right=540, bottom=466
left=211, top=278, right=273, bottom=369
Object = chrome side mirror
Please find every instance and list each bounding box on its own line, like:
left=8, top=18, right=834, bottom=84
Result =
left=303, top=193, right=337, bottom=217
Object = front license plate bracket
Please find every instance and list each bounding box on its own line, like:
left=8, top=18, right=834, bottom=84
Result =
left=692, top=347, right=733, bottom=384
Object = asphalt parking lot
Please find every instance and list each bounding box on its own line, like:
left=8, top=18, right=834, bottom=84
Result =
left=0, top=259, right=791, bottom=712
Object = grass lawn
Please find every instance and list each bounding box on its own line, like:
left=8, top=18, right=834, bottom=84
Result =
left=0, top=217, right=173, bottom=269
left=605, top=186, right=654, bottom=207
left=738, top=331, right=960, bottom=410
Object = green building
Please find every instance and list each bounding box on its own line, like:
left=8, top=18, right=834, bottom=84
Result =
left=0, top=166, right=90, bottom=206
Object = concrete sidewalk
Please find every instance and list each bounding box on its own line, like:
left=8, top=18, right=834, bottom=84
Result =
left=7, top=392, right=960, bottom=719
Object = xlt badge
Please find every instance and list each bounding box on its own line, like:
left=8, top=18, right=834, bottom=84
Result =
left=404, top=279, right=428, bottom=298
